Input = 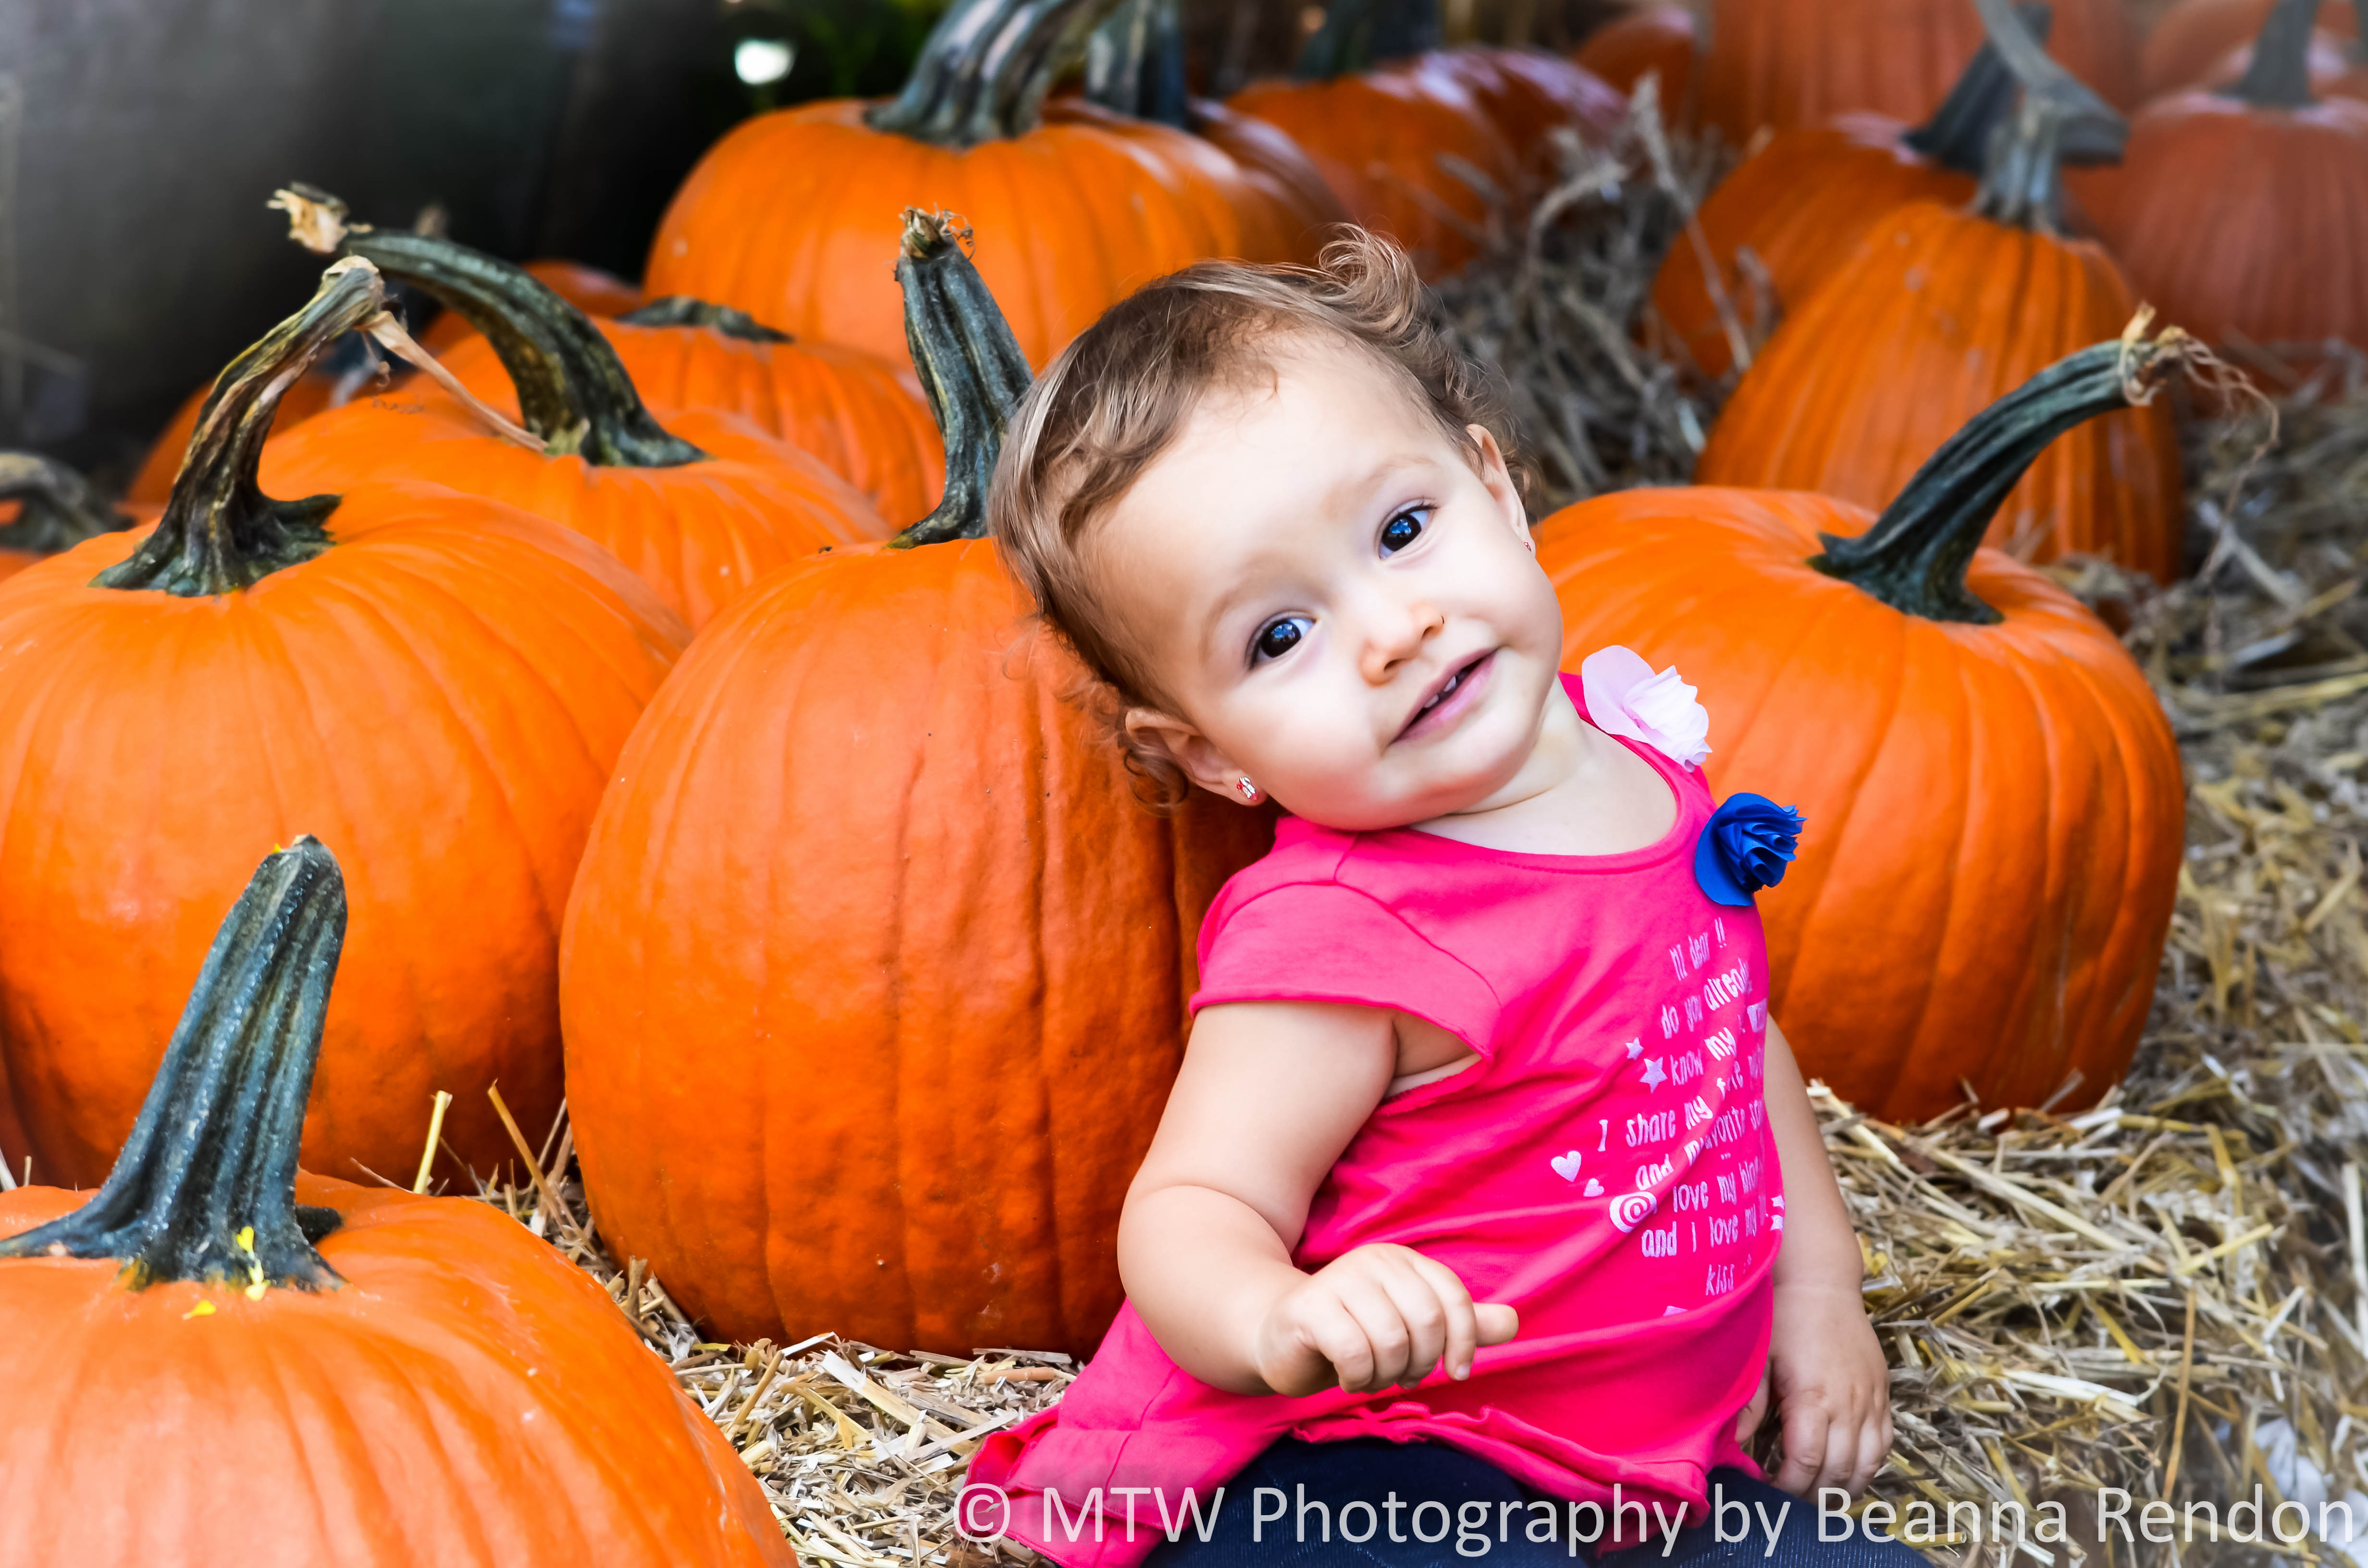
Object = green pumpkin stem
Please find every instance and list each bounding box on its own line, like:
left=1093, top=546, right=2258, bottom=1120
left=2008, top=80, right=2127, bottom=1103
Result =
left=890, top=211, right=1033, bottom=548
left=2227, top=0, right=2321, bottom=107
left=0, top=838, right=348, bottom=1290
left=0, top=453, right=132, bottom=554
left=275, top=185, right=703, bottom=468
left=1085, top=0, right=1189, bottom=125
left=1966, top=0, right=2127, bottom=233
left=869, top=0, right=1131, bottom=149
left=89, top=262, right=384, bottom=596
left=1812, top=324, right=2202, bottom=625
left=620, top=296, right=795, bottom=344
left=1904, top=4, right=2056, bottom=175
left=1294, top=0, right=1442, bottom=79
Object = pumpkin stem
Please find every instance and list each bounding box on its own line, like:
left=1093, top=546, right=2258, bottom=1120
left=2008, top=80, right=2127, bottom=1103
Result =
left=1085, top=0, right=1189, bottom=126
left=890, top=210, right=1033, bottom=548
left=869, top=0, right=1131, bottom=149
left=1294, top=0, right=1442, bottom=79
left=0, top=452, right=133, bottom=554
left=620, top=296, right=795, bottom=344
left=2227, top=0, right=2320, bottom=107
left=1812, top=320, right=2203, bottom=625
left=0, top=838, right=348, bottom=1291
left=1965, top=0, right=2127, bottom=234
left=90, top=261, right=391, bottom=596
left=1904, top=4, right=2057, bottom=176
left=276, top=185, right=705, bottom=468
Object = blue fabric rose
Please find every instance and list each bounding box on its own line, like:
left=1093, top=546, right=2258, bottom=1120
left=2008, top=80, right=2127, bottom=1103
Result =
left=1694, top=793, right=1805, bottom=907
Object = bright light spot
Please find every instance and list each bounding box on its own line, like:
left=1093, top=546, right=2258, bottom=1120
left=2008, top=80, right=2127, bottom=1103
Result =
left=735, top=37, right=793, bottom=86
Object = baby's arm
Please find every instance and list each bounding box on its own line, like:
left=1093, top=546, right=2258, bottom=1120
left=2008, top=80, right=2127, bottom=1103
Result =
left=1750, top=1019, right=1892, bottom=1496
left=1119, top=999, right=1518, bottom=1397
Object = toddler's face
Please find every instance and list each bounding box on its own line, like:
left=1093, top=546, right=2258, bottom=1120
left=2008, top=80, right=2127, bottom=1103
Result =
left=1100, top=337, right=1565, bottom=832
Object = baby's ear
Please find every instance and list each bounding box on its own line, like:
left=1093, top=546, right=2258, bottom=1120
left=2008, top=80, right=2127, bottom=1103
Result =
left=1467, top=424, right=1530, bottom=545
left=1123, top=708, right=1249, bottom=804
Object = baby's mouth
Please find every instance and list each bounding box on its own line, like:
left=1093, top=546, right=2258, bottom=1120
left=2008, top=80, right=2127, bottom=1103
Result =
left=1399, top=651, right=1494, bottom=739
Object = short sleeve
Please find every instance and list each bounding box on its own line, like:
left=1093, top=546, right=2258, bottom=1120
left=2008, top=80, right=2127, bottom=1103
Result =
left=1190, top=882, right=1503, bottom=1055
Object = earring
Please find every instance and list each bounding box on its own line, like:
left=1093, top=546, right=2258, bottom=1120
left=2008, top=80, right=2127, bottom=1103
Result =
left=1237, top=777, right=1260, bottom=802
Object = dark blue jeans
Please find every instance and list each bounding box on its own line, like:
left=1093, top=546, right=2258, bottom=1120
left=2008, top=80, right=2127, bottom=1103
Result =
left=1142, top=1438, right=1931, bottom=1567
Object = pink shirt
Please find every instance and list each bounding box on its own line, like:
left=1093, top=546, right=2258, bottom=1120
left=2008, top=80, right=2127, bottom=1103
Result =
left=971, top=674, right=1786, bottom=1567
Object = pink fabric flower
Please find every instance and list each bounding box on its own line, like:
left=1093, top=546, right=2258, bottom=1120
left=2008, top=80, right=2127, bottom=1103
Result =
left=1579, top=646, right=1711, bottom=770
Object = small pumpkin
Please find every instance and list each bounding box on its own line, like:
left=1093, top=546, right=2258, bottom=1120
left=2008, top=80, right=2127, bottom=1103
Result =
left=0, top=259, right=686, bottom=1190
left=438, top=294, right=947, bottom=525
left=1575, top=4, right=1698, bottom=129
left=264, top=192, right=885, bottom=630
left=1538, top=330, right=2195, bottom=1121
left=0, top=840, right=794, bottom=1568
left=1700, top=0, right=2139, bottom=143
left=644, top=0, right=1309, bottom=368
left=1651, top=5, right=2060, bottom=380
left=2074, top=0, right=2368, bottom=355
left=561, top=211, right=1273, bottom=1354
left=1696, top=0, right=2181, bottom=580
left=2138, top=0, right=2356, bottom=98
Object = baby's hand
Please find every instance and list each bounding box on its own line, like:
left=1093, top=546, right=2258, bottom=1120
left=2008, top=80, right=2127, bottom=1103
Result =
left=1763, top=1281, right=1892, bottom=1497
left=1251, top=1244, right=1519, bottom=1396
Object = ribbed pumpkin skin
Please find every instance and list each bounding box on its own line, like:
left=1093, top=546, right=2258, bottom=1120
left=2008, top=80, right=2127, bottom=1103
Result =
left=0, top=482, right=685, bottom=1189
left=2140, top=0, right=2355, bottom=97
left=561, top=540, right=1273, bottom=1354
left=263, top=390, right=885, bottom=630
left=2072, top=94, right=2368, bottom=352
left=1695, top=202, right=2182, bottom=580
left=1229, top=61, right=1520, bottom=279
left=644, top=100, right=1293, bottom=368
left=0, top=1174, right=793, bottom=1568
left=1184, top=96, right=1355, bottom=252
left=1701, top=0, right=2139, bottom=141
left=436, top=320, right=947, bottom=526
left=1535, top=490, right=2183, bottom=1119
left=1650, top=115, right=1975, bottom=379
left=1577, top=5, right=1698, bottom=127
left=1435, top=47, right=1630, bottom=191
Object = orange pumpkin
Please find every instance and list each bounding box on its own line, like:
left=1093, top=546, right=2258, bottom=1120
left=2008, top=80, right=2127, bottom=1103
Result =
left=436, top=295, right=946, bottom=526
left=2076, top=0, right=2368, bottom=354
left=0, top=260, right=686, bottom=1191
left=264, top=201, right=885, bottom=630
left=0, top=840, right=793, bottom=1568
left=1433, top=45, right=1630, bottom=193
left=1539, top=332, right=2195, bottom=1120
left=1576, top=4, right=1698, bottom=128
left=1697, top=6, right=2180, bottom=579
left=1650, top=7, right=2059, bottom=379
left=1701, top=0, right=2140, bottom=144
left=2193, top=24, right=2364, bottom=96
left=2139, top=0, right=2355, bottom=97
left=561, top=212, right=1273, bottom=1354
left=645, top=0, right=1311, bottom=368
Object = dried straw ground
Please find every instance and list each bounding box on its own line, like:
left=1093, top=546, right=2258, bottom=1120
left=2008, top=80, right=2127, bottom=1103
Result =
left=458, top=100, right=2368, bottom=1568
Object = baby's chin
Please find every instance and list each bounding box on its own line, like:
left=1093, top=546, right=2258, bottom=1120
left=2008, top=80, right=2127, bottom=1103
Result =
left=1272, top=749, right=1534, bottom=834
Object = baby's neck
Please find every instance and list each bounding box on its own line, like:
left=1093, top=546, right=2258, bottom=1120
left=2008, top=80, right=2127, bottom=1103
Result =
left=1408, top=686, right=1679, bottom=858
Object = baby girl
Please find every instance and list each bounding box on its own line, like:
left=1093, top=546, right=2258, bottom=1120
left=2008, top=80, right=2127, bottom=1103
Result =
left=970, top=232, right=1908, bottom=1568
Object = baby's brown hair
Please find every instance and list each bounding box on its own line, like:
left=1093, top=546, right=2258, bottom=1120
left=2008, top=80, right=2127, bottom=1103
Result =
left=988, top=227, right=1517, bottom=806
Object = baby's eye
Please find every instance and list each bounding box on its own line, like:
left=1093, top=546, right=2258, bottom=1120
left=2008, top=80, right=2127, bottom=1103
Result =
left=1253, top=616, right=1311, bottom=664
left=1380, top=507, right=1432, bottom=555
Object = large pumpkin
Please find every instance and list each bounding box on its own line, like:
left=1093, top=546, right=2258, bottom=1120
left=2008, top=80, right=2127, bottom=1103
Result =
left=1538, top=331, right=2195, bottom=1120
left=264, top=196, right=885, bottom=630
left=1700, top=0, right=2139, bottom=143
left=1576, top=4, right=1698, bottom=129
left=0, top=840, right=793, bottom=1568
left=561, top=212, right=1273, bottom=1354
left=1696, top=3, right=2180, bottom=579
left=0, top=260, right=686, bottom=1190
left=2139, top=0, right=2356, bottom=97
left=2074, top=0, right=2368, bottom=354
left=644, top=0, right=1312, bottom=368
left=1651, top=5, right=2055, bottom=380
left=438, top=294, right=947, bottom=525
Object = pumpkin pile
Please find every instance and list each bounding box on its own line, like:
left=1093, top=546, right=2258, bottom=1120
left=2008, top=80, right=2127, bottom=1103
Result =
left=11, top=0, right=2351, bottom=1548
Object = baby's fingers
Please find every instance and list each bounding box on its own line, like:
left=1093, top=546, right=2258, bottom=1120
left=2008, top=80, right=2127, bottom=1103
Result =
left=1403, top=1253, right=1484, bottom=1380
left=1474, top=1303, right=1519, bottom=1346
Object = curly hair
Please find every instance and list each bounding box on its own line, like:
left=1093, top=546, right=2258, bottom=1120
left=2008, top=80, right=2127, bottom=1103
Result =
left=987, top=227, right=1519, bottom=808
